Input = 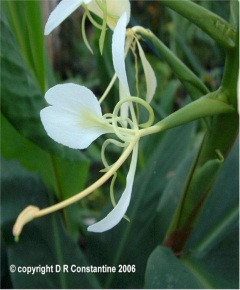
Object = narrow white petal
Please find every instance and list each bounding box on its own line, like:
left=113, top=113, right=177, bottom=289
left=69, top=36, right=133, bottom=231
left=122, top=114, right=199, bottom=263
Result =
left=88, top=143, right=138, bottom=233
left=137, top=41, right=157, bottom=103
left=44, top=0, right=83, bottom=35
left=40, top=83, right=111, bottom=149
left=112, top=12, right=130, bottom=97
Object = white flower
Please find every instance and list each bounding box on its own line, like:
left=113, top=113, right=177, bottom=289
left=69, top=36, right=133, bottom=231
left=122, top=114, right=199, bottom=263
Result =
left=40, top=83, right=112, bottom=149
left=40, top=81, right=141, bottom=233
left=13, top=4, right=158, bottom=238
left=39, top=12, right=157, bottom=234
left=44, top=0, right=131, bottom=35
left=86, top=14, right=158, bottom=232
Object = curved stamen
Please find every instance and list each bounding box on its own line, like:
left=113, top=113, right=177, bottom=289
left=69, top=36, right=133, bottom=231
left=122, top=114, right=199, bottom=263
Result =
left=112, top=97, right=155, bottom=142
left=82, top=12, right=94, bottom=54
left=85, top=9, right=103, bottom=29
left=101, top=138, right=127, bottom=170
left=102, top=113, right=137, bottom=137
left=100, top=138, right=130, bottom=222
left=100, top=138, right=131, bottom=222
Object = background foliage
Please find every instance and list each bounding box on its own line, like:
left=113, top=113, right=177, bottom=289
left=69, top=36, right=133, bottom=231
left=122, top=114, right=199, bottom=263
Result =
left=1, top=0, right=239, bottom=289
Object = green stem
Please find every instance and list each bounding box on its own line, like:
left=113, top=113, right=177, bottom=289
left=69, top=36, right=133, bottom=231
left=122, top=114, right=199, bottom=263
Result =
left=159, top=0, right=236, bottom=49
left=221, top=39, right=239, bottom=108
left=132, top=26, right=209, bottom=101
left=140, top=89, right=234, bottom=138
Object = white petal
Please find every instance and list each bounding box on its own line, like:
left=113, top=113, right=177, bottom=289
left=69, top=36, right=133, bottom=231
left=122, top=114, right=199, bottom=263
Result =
left=44, top=0, right=84, bottom=35
left=119, top=81, right=129, bottom=120
left=137, top=41, right=157, bottom=103
left=45, top=83, right=102, bottom=117
left=40, top=83, right=111, bottom=149
left=112, top=12, right=130, bottom=97
left=88, top=142, right=138, bottom=232
left=87, top=0, right=131, bottom=30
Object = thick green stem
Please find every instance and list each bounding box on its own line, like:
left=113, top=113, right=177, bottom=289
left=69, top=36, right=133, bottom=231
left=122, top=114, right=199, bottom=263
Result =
left=140, top=89, right=235, bottom=138
left=221, top=46, right=239, bottom=108
left=159, top=0, right=236, bottom=49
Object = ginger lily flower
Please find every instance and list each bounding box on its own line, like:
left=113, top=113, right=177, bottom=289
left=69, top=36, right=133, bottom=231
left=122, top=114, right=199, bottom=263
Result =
left=44, top=0, right=131, bottom=53
left=39, top=82, right=145, bottom=233
left=13, top=80, right=154, bottom=237
left=13, top=12, right=158, bottom=238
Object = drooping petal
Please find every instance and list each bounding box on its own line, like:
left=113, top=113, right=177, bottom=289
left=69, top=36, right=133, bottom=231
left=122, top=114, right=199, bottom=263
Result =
left=136, top=40, right=157, bottom=103
left=40, top=83, right=111, bottom=149
left=112, top=12, right=130, bottom=97
left=44, top=0, right=84, bottom=35
left=88, top=142, right=138, bottom=232
left=119, top=81, right=129, bottom=120
left=87, top=0, right=131, bottom=30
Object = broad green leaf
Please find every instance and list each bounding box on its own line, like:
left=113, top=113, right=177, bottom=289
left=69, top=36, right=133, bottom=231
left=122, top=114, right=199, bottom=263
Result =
left=147, top=139, right=239, bottom=289
left=2, top=0, right=46, bottom=91
left=145, top=227, right=239, bottom=290
left=186, top=139, right=239, bottom=253
left=1, top=113, right=90, bottom=238
left=182, top=226, right=239, bottom=289
left=1, top=114, right=90, bottom=199
left=1, top=159, right=100, bottom=289
left=145, top=246, right=203, bottom=289
left=156, top=135, right=238, bottom=252
left=86, top=122, right=197, bottom=288
left=0, top=11, right=83, bottom=161
left=155, top=150, right=198, bottom=243
left=159, top=79, right=180, bottom=115
left=163, top=111, right=238, bottom=251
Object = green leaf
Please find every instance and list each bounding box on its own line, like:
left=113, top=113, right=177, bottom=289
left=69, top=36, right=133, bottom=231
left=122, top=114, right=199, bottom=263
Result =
left=1, top=114, right=90, bottom=196
left=145, top=246, right=203, bottom=289
left=182, top=227, right=239, bottom=289
left=155, top=150, right=198, bottom=243
left=186, top=139, right=239, bottom=253
left=147, top=140, right=239, bottom=289
left=159, top=79, right=180, bottom=115
left=0, top=11, right=83, bottom=161
left=2, top=0, right=46, bottom=91
left=145, top=226, right=239, bottom=290
left=1, top=113, right=90, bottom=239
left=1, top=159, right=101, bottom=289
